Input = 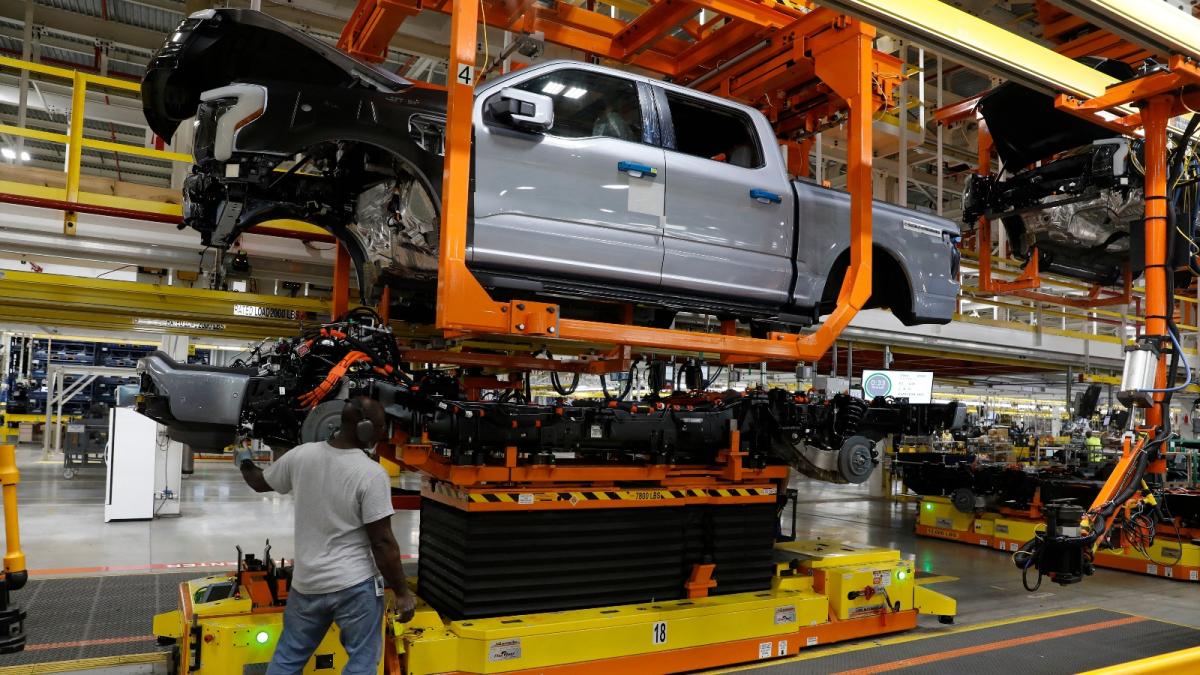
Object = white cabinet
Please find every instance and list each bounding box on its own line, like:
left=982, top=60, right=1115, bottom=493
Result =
left=104, top=407, right=158, bottom=522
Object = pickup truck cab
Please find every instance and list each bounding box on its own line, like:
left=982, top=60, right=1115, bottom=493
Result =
left=143, top=9, right=961, bottom=328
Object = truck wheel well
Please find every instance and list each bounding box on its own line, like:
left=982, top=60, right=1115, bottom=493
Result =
left=819, top=246, right=914, bottom=324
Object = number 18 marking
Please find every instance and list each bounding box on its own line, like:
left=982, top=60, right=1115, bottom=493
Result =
left=652, top=621, right=667, bottom=645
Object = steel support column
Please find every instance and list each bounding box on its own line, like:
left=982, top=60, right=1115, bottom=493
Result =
left=1141, top=95, right=1172, bottom=430
left=332, top=242, right=351, bottom=320
left=62, top=71, right=86, bottom=236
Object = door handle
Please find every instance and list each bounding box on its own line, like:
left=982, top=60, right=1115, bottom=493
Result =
left=618, top=160, right=658, bottom=178
left=750, top=188, right=782, bottom=204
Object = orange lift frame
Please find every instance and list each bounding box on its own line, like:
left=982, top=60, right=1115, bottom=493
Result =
left=336, top=0, right=892, bottom=364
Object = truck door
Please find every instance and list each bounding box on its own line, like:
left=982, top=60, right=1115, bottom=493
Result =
left=472, top=67, right=666, bottom=290
left=656, top=88, right=795, bottom=307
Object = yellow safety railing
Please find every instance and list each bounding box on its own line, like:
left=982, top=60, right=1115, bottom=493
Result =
left=0, top=55, right=190, bottom=229
left=0, top=55, right=327, bottom=241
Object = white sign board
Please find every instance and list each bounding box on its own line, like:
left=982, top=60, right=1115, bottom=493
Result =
left=860, top=370, right=933, bottom=404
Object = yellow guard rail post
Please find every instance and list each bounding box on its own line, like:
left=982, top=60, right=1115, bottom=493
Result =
left=0, top=443, right=26, bottom=654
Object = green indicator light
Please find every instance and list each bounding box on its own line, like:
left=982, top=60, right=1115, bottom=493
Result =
left=896, top=570, right=907, bottom=581
left=924, top=503, right=934, bottom=511
left=256, top=631, right=270, bottom=644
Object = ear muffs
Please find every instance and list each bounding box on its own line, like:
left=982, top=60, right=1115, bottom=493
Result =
left=356, top=419, right=377, bottom=447
left=344, top=398, right=378, bottom=448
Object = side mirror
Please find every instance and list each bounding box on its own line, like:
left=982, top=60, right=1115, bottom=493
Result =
left=486, top=88, right=553, bottom=132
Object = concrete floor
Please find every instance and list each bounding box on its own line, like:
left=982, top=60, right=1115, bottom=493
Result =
left=9, top=443, right=1200, bottom=673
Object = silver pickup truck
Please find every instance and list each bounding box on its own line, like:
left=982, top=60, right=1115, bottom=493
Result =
left=143, top=9, right=960, bottom=329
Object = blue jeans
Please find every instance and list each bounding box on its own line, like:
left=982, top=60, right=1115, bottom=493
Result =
left=267, top=577, right=383, bottom=675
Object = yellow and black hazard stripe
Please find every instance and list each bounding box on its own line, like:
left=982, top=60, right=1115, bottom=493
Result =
left=707, top=488, right=775, bottom=497
left=461, top=486, right=777, bottom=504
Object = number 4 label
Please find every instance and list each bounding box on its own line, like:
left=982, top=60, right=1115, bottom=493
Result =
left=652, top=621, right=667, bottom=645
left=457, top=63, right=475, bottom=86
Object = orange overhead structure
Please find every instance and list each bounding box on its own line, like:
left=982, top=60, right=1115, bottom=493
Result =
left=1034, top=0, right=1153, bottom=64
left=1057, top=55, right=1200, bottom=134
left=339, top=0, right=899, bottom=138
left=338, top=0, right=423, bottom=62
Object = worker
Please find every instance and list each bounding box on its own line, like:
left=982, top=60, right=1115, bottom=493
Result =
left=1085, top=431, right=1104, bottom=464
left=234, top=397, right=416, bottom=674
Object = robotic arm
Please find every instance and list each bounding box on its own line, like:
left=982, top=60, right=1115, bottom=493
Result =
left=1014, top=432, right=1163, bottom=589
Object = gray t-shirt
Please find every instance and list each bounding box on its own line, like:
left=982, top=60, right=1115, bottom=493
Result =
left=263, top=441, right=395, bottom=594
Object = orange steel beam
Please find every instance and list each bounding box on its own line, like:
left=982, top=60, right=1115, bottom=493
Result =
left=1035, top=0, right=1153, bottom=63
left=1012, top=266, right=1133, bottom=309
left=1140, top=95, right=1171, bottom=432
left=341, top=0, right=804, bottom=80
left=611, top=0, right=700, bottom=60
left=762, top=17, right=878, bottom=357
left=1056, top=56, right=1200, bottom=133
left=687, top=0, right=797, bottom=28
left=1040, top=13, right=1090, bottom=42
left=332, top=242, right=351, bottom=319
left=1055, top=29, right=1151, bottom=63
left=972, top=127, right=1043, bottom=296
left=435, top=6, right=879, bottom=361
left=443, top=0, right=691, bottom=75
left=680, top=12, right=900, bottom=136
left=673, top=21, right=762, bottom=75
left=338, top=0, right=423, bottom=63
left=932, top=93, right=984, bottom=126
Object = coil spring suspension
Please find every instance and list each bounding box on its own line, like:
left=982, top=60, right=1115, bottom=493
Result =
left=836, top=396, right=868, bottom=435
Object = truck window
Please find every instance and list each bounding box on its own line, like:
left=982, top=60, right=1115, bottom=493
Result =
left=664, top=92, right=762, bottom=169
left=514, top=69, right=644, bottom=143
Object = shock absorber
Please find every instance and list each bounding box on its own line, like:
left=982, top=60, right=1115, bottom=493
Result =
left=836, top=395, right=868, bottom=435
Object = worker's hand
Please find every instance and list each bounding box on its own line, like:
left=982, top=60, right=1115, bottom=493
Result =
left=233, top=447, right=254, bottom=467
left=396, top=589, right=417, bottom=623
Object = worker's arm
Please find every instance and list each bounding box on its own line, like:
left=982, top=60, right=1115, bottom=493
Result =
left=365, top=516, right=416, bottom=622
left=234, top=446, right=286, bottom=494
left=239, top=461, right=273, bottom=493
